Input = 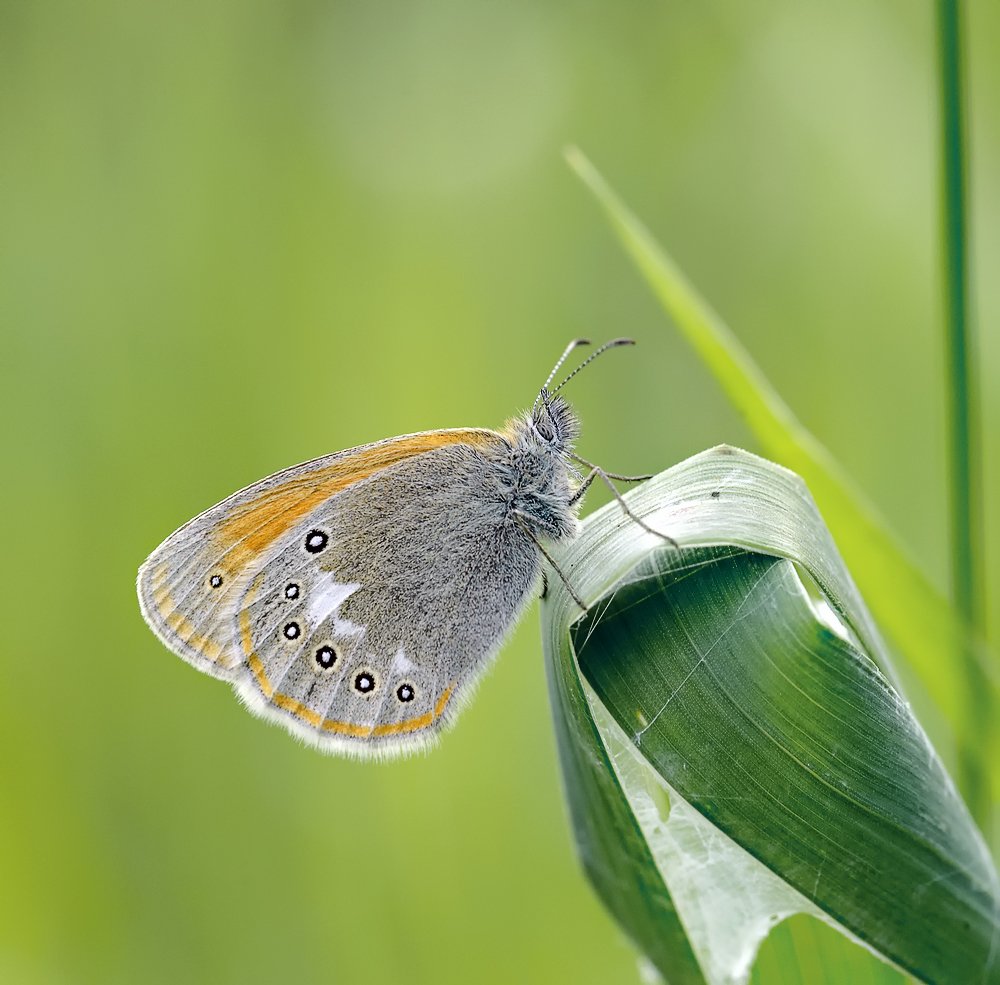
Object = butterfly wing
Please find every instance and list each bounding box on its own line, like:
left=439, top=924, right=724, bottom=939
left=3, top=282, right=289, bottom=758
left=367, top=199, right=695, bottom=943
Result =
left=138, top=428, right=542, bottom=758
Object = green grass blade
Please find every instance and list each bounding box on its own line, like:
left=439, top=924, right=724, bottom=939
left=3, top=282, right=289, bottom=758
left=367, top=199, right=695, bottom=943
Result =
left=564, top=146, right=999, bottom=758
left=936, top=0, right=990, bottom=832
left=542, top=447, right=1000, bottom=984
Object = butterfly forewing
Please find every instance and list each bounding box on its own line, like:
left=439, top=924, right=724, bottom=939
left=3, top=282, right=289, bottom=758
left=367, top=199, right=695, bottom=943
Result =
left=138, top=430, right=497, bottom=675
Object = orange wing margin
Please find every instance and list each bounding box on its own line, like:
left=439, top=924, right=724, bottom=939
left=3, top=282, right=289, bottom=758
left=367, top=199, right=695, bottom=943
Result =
left=210, top=429, right=503, bottom=571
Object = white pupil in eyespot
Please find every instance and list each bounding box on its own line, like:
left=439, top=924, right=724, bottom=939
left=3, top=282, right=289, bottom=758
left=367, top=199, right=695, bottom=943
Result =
left=315, top=645, right=337, bottom=669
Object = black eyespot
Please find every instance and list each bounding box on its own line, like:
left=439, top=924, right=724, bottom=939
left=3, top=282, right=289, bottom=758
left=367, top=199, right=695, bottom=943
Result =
left=284, top=583, right=300, bottom=600
left=710, top=490, right=721, bottom=499
left=354, top=671, right=376, bottom=694
left=314, top=645, right=338, bottom=670
left=396, top=683, right=415, bottom=703
left=209, top=574, right=223, bottom=589
left=283, top=622, right=301, bottom=640
left=305, top=530, right=328, bottom=553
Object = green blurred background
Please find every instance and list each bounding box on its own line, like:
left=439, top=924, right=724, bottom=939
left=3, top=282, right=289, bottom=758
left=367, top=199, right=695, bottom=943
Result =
left=2, top=1, right=998, bottom=983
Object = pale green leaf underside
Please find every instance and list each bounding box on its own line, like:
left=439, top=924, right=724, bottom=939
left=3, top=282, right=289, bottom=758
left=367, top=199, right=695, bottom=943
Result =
left=542, top=446, right=999, bottom=985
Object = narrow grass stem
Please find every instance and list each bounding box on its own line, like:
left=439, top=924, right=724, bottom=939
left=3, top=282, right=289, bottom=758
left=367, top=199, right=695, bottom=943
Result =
left=937, top=0, right=989, bottom=831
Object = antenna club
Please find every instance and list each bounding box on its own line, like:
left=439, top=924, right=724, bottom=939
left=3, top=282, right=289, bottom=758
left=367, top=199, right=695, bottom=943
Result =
left=549, top=336, right=638, bottom=394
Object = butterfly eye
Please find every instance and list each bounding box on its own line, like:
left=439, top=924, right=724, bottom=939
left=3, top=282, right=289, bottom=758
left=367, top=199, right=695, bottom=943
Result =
left=314, top=644, right=338, bottom=671
left=396, top=683, right=415, bottom=703
left=535, top=419, right=554, bottom=442
left=282, top=622, right=301, bottom=640
left=353, top=670, right=378, bottom=694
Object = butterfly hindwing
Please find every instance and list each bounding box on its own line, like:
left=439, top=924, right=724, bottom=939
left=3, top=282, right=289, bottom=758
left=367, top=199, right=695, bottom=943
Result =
left=231, top=438, right=544, bottom=757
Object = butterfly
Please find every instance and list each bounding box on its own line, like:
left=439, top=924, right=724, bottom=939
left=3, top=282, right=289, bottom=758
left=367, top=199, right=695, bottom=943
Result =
left=137, top=338, right=665, bottom=758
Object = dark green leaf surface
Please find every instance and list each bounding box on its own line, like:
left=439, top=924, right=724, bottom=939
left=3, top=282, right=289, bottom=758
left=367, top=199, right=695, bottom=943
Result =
left=542, top=446, right=999, bottom=984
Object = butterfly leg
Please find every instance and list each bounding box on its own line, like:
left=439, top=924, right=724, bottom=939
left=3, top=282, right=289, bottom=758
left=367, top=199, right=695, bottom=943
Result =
left=569, top=454, right=679, bottom=550
left=570, top=459, right=654, bottom=506
left=515, top=514, right=587, bottom=612
left=569, top=469, right=599, bottom=506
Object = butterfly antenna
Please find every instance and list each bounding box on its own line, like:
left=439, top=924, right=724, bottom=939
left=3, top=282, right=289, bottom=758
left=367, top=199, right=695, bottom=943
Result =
left=544, top=338, right=591, bottom=390
left=551, top=337, right=635, bottom=394
left=534, top=338, right=591, bottom=414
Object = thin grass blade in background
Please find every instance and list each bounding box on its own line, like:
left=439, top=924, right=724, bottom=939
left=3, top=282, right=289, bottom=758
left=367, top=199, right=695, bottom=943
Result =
left=543, top=447, right=999, bottom=984
left=936, top=0, right=991, bottom=835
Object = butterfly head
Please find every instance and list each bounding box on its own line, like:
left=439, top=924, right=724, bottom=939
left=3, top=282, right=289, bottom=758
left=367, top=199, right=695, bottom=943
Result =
left=530, top=391, right=580, bottom=450
left=526, top=336, right=635, bottom=453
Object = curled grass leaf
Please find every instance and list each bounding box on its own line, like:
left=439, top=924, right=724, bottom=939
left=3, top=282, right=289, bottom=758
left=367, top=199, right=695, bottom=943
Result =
left=543, top=446, right=999, bottom=984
